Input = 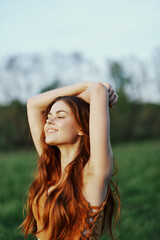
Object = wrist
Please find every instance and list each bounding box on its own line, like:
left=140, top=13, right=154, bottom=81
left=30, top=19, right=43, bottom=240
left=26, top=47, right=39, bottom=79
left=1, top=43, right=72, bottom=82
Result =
left=85, top=81, right=98, bottom=89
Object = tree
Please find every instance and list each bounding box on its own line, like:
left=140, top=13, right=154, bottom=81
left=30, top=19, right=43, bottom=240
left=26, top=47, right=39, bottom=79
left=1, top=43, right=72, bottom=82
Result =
left=108, top=61, right=131, bottom=94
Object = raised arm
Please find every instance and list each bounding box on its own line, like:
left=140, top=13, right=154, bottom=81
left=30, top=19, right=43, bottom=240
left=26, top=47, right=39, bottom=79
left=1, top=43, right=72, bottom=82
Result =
left=78, top=82, right=118, bottom=181
left=27, top=81, right=117, bottom=157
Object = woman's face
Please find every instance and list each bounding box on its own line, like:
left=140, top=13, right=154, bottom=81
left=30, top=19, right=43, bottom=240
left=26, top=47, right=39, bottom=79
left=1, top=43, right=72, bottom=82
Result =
left=44, top=100, right=82, bottom=146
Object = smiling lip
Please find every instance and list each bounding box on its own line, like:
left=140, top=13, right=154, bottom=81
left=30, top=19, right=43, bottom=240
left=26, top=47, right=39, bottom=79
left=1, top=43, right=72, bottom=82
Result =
left=46, top=128, right=58, bottom=134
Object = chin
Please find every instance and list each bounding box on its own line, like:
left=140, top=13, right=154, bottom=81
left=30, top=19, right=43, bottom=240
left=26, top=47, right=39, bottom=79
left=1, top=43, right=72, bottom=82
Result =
left=45, top=138, right=56, bottom=145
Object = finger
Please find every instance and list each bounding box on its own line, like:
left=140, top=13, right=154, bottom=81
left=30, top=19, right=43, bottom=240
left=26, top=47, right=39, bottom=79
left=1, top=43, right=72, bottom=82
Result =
left=109, top=88, right=114, bottom=97
left=109, top=93, right=117, bottom=104
left=107, top=83, right=112, bottom=92
left=103, top=82, right=112, bottom=92
left=110, top=95, right=119, bottom=107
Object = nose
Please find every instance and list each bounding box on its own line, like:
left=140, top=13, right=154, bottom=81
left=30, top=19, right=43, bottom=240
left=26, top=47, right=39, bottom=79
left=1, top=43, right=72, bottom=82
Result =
left=46, top=117, right=55, bottom=125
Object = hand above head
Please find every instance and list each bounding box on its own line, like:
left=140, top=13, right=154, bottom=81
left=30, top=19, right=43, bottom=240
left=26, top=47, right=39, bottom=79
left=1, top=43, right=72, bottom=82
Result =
left=27, top=81, right=118, bottom=155
left=105, top=83, right=119, bottom=108
left=83, top=81, right=119, bottom=108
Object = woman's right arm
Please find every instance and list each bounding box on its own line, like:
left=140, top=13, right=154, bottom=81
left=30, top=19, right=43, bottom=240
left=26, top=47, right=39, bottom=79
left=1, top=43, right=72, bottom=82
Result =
left=27, top=82, right=90, bottom=155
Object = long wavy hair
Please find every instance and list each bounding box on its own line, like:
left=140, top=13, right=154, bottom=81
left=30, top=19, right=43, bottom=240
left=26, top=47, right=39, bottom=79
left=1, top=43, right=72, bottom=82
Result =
left=20, top=96, right=121, bottom=240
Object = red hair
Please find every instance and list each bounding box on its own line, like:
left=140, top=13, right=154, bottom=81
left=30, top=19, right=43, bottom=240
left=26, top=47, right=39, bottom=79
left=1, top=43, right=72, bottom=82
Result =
left=20, top=96, right=121, bottom=239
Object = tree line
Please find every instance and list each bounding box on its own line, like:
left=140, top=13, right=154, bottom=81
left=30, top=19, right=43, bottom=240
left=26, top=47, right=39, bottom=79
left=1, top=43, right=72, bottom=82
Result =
left=0, top=84, right=159, bottom=151
left=0, top=51, right=160, bottom=151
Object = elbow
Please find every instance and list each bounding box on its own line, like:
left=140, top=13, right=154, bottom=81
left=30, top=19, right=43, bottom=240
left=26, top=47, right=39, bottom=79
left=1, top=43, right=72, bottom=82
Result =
left=27, top=98, right=32, bottom=109
left=27, top=97, right=36, bottom=110
left=93, top=82, right=106, bottom=91
left=91, top=82, right=107, bottom=97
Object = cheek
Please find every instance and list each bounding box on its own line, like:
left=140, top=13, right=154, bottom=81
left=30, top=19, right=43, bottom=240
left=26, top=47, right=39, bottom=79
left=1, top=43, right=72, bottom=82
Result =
left=61, top=121, right=78, bottom=135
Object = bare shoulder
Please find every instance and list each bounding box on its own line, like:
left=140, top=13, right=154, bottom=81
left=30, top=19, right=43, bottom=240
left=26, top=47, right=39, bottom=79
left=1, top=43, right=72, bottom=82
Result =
left=82, top=160, right=109, bottom=206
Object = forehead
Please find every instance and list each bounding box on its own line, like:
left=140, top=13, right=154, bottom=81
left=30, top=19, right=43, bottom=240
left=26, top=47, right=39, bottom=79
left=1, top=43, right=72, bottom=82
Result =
left=49, top=100, right=72, bottom=114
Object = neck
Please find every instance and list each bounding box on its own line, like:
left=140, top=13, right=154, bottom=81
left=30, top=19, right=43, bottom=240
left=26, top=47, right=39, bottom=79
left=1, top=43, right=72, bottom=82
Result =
left=58, top=139, right=81, bottom=174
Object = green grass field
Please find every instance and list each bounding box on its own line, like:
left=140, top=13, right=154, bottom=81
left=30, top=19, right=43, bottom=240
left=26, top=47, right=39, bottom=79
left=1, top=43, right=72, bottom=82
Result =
left=0, top=140, right=160, bottom=240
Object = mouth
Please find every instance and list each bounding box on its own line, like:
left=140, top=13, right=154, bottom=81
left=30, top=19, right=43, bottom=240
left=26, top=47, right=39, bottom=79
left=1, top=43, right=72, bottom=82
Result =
left=47, top=128, right=58, bottom=134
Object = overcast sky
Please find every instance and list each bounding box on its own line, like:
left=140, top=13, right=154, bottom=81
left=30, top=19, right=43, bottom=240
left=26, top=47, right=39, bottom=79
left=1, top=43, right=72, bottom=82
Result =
left=0, top=0, right=160, bottom=62
left=0, top=0, right=160, bottom=103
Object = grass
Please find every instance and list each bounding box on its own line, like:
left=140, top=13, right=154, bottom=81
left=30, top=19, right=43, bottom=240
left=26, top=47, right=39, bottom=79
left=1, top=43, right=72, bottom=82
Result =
left=0, top=140, right=160, bottom=240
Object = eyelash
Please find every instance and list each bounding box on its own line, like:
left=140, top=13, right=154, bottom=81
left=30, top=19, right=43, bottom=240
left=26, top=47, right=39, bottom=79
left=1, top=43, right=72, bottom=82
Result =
left=57, top=116, right=64, bottom=119
left=46, top=116, right=64, bottom=122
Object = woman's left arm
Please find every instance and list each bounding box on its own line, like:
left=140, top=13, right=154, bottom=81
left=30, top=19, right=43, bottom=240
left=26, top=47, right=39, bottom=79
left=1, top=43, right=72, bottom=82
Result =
left=78, top=82, right=118, bottom=181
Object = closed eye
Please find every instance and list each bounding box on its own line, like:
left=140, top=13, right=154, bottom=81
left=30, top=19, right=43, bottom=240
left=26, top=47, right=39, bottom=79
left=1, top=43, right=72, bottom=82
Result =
left=46, top=116, right=64, bottom=121
left=57, top=116, right=64, bottom=119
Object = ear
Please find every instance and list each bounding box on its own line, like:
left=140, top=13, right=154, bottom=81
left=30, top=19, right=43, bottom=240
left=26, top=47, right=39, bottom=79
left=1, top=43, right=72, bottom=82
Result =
left=78, top=128, right=83, bottom=136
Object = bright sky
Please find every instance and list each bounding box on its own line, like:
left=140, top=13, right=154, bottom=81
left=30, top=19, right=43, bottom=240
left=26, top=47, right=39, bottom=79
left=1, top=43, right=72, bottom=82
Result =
left=0, top=0, right=160, bottom=62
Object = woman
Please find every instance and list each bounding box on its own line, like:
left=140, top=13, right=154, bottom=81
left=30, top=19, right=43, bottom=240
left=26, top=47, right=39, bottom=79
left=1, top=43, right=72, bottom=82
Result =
left=21, top=81, right=120, bottom=240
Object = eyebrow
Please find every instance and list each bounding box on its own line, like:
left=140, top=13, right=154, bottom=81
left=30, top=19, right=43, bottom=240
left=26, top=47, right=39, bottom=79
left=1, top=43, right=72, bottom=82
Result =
left=48, top=110, right=68, bottom=116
